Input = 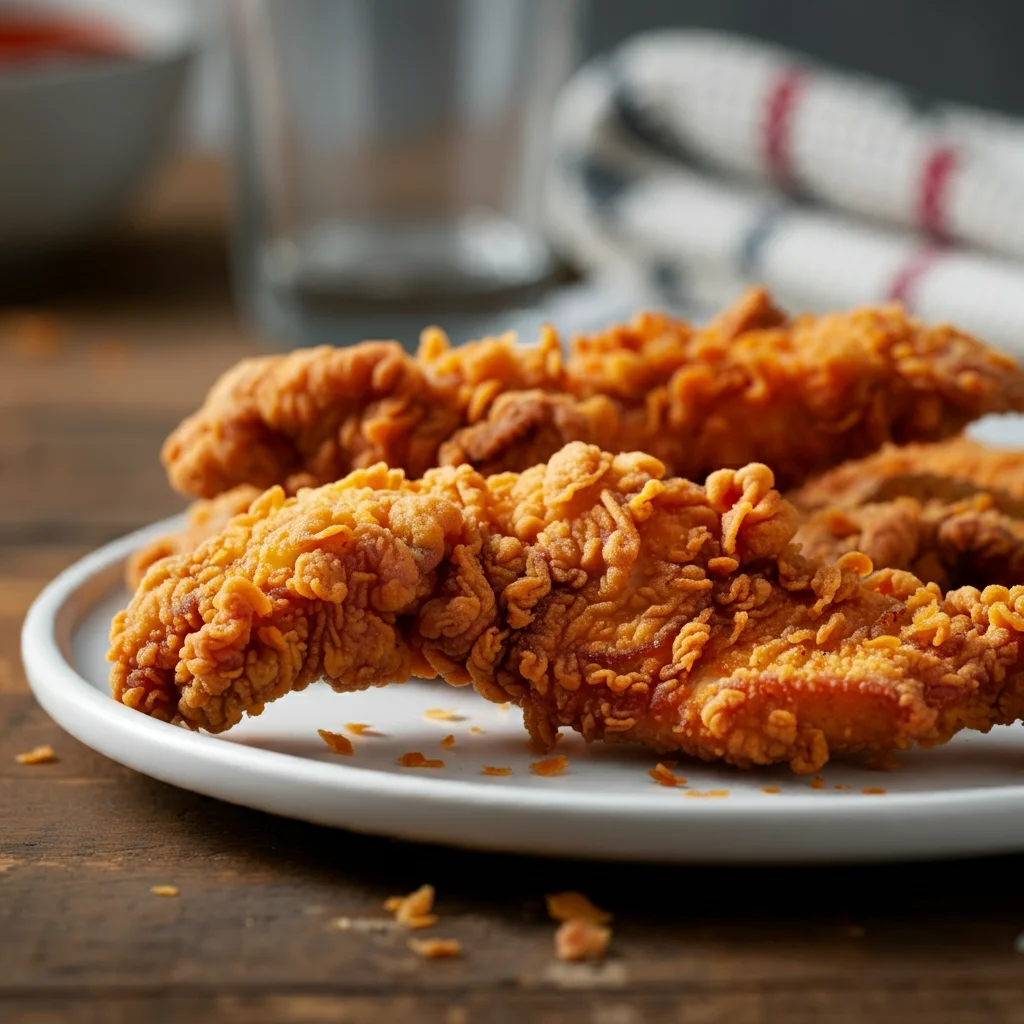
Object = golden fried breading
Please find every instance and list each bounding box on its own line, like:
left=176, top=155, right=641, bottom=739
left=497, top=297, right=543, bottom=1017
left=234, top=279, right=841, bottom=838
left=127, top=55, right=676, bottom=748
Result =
left=162, top=290, right=1024, bottom=500
left=125, top=484, right=264, bottom=589
left=162, top=329, right=565, bottom=499
left=792, top=437, right=1024, bottom=515
left=795, top=493, right=1024, bottom=591
left=110, top=443, right=1024, bottom=774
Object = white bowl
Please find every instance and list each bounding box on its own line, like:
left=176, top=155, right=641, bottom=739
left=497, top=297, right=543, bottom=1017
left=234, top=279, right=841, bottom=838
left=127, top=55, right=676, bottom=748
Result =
left=0, top=0, right=196, bottom=259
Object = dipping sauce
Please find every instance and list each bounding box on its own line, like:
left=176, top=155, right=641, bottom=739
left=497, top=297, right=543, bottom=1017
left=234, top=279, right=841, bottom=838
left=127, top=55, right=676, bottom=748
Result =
left=0, top=14, right=131, bottom=63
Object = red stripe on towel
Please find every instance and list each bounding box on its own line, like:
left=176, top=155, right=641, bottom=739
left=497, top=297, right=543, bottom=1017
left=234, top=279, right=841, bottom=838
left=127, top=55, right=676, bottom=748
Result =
left=918, top=146, right=958, bottom=238
left=887, top=248, right=944, bottom=308
left=763, top=69, right=807, bottom=186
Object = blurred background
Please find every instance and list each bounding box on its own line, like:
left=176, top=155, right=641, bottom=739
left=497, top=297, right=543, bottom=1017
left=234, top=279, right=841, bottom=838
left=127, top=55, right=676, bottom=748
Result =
left=6, top=0, right=1024, bottom=353
left=8, top=0, right=1024, bottom=544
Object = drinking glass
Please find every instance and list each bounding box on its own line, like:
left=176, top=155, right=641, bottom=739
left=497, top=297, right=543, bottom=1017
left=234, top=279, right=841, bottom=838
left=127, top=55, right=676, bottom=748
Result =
left=226, top=0, right=582, bottom=347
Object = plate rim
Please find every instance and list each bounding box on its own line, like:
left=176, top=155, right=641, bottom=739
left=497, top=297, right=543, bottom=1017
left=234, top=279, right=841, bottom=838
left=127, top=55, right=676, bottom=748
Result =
left=21, top=516, right=1024, bottom=862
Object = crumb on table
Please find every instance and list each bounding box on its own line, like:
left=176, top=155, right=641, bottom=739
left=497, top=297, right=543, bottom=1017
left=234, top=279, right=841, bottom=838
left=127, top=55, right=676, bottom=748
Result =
left=530, top=755, right=568, bottom=777
left=409, top=937, right=461, bottom=958
left=15, top=745, right=56, bottom=765
left=150, top=885, right=179, bottom=898
left=554, top=918, right=612, bottom=962
left=385, top=884, right=437, bottom=929
left=546, top=892, right=612, bottom=925
left=318, top=729, right=354, bottom=756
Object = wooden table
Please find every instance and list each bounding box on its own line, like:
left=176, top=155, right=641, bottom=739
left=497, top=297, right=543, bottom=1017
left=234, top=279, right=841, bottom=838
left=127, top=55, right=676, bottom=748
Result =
left=4, top=160, right=1024, bottom=1024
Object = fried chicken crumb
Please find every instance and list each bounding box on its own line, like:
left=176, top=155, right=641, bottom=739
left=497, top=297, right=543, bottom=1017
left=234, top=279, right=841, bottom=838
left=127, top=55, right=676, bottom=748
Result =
left=345, top=723, right=372, bottom=735
left=409, top=937, right=462, bottom=958
left=682, top=789, right=730, bottom=798
left=398, top=752, right=445, bottom=768
left=499, top=703, right=511, bottom=711
left=469, top=727, right=485, bottom=735
left=648, top=762, right=686, bottom=787
left=318, top=729, right=354, bottom=756
left=835, top=785, right=852, bottom=791
left=7, top=313, right=62, bottom=359
left=546, top=892, right=613, bottom=924
left=482, top=766, right=512, bottom=776
left=150, top=885, right=179, bottom=897
left=555, top=919, right=612, bottom=962
left=424, top=708, right=464, bottom=722
left=862, top=787, right=887, bottom=795
left=385, top=884, right=438, bottom=929
left=530, top=755, right=568, bottom=777
left=441, top=734, right=456, bottom=750
left=809, top=774, right=825, bottom=790
left=762, top=786, right=781, bottom=794
left=15, top=745, right=56, bottom=765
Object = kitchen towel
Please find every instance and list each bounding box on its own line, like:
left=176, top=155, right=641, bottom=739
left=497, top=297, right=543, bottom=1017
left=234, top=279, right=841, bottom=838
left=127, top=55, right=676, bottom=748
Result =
left=545, top=30, right=1024, bottom=350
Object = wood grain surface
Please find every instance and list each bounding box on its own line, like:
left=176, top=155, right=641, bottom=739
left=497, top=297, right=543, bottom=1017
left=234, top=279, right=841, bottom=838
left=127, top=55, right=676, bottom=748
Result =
left=3, top=159, right=1024, bottom=1024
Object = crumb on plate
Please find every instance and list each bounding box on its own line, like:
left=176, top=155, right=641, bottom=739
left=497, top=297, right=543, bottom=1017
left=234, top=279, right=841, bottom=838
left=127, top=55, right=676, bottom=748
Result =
left=862, top=787, right=887, bottom=795
left=761, top=786, right=780, bottom=794
left=15, top=745, right=56, bottom=765
left=809, top=774, right=825, bottom=790
left=469, top=726, right=485, bottom=735
left=398, top=752, right=445, bottom=768
left=482, top=765, right=512, bottom=776
left=530, top=755, right=568, bottom=777
left=345, top=723, right=373, bottom=736
left=648, top=762, right=686, bottom=787
left=499, top=703, right=511, bottom=711
left=318, top=729, right=354, bottom=756
left=554, top=918, right=612, bottom=962
left=682, top=789, right=730, bottom=798
left=546, top=892, right=612, bottom=924
left=409, top=937, right=461, bottom=958
left=424, top=708, right=464, bottom=722
left=441, top=734, right=456, bottom=750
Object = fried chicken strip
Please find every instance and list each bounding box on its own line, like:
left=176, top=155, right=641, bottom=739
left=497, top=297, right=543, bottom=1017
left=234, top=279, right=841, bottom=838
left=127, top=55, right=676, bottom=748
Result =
left=792, top=437, right=1024, bottom=515
left=110, top=443, right=1024, bottom=774
left=162, top=327, right=566, bottom=499
left=163, top=289, right=1024, bottom=498
left=795, top=493, right=1024, bottom=592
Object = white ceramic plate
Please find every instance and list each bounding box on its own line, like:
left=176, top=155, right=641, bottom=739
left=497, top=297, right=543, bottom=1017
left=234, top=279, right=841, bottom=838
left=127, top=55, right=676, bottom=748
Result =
left=21, top=416, right=1024, bottom=864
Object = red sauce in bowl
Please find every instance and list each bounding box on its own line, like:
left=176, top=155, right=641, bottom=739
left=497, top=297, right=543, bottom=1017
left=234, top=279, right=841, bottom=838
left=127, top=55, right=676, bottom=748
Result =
left=0, top=14, right=132, bottom=63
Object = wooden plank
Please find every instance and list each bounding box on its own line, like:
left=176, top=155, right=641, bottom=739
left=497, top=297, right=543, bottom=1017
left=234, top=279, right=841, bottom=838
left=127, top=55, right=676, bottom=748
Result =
left=4, top=990, right=1024, bottom=1024
left=5, top=697, right=1024, bottom=1005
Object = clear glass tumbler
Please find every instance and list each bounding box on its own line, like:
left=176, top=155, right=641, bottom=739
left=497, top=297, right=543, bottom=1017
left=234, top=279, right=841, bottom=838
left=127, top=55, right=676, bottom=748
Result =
left=226, top=0, right=582, bottom=347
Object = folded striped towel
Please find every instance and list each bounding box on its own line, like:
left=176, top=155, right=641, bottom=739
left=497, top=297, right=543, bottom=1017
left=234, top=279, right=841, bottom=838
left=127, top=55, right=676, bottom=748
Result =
left=544, top=30, right=1024, bottom=352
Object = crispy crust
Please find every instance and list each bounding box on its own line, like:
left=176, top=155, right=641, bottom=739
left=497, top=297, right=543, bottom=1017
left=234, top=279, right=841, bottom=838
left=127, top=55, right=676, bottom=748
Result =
left=163, top=290, right=1024, bottom=499
left=111, top=442, right=1024, bottom=774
